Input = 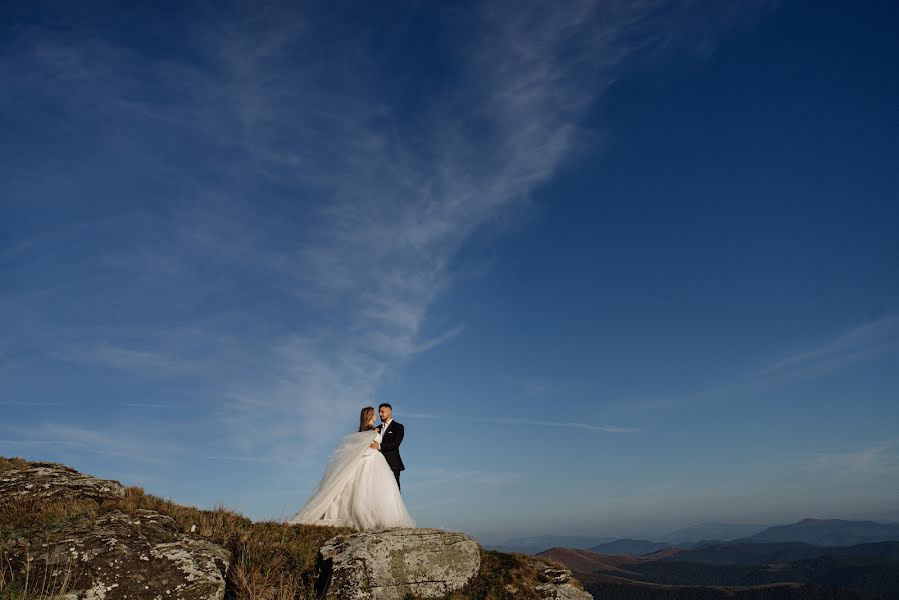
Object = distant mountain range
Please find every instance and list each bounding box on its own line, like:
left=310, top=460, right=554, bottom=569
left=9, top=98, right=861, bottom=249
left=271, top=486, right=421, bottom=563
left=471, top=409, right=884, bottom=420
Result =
left=657, top=521, right=768, bottom=544
left=589, top=538, right=671, bottom=556
left=486, top=534, right=617, bottom=554
left=656, top=540, right=899, bottom=566
left=539, top=540, right=899, bottom=599
left=499, top=518, right=899, bottom=557
left=491, top=522, right=763, bottom=554
left=738, top=518, right=899, bottom=546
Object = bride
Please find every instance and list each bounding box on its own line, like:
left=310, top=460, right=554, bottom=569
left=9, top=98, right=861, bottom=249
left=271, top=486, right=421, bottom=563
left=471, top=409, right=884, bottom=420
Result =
left=289, top=406, right=415, bottom=530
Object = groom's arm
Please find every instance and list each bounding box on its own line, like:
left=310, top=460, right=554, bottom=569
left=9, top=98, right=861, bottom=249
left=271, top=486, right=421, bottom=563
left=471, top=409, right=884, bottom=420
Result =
left=379, top=423, right=404, bottom=452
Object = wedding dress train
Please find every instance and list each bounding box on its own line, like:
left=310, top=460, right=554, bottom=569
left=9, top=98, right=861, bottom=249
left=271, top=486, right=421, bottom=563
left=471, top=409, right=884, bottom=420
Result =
left=288, top=429, right=415, bottom=530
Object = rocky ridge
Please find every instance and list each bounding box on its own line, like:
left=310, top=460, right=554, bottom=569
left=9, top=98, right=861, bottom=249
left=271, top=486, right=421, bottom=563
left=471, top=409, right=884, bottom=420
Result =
left=0, top=458, right=592, bottom=600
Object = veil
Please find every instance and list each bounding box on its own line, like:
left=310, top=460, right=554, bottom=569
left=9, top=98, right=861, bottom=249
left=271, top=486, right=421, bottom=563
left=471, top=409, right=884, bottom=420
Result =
left=288, top=429, right=379, bottom=525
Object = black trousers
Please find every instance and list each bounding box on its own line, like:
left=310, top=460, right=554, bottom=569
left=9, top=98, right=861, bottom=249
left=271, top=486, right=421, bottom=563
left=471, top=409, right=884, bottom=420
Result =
left=393, top=470, right=401, bottom=491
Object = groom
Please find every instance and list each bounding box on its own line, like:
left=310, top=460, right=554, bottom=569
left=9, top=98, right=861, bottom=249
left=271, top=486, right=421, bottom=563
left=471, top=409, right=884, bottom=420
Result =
left=370, top=403, right=405, bottom=490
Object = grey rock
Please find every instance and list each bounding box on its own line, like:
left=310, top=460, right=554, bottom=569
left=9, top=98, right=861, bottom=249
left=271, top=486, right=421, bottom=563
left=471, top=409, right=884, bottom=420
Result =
left=318, top=528, right=480, bottom=600
left=1, top=462, right=228, bottom=600
left=0, top=462, right=124, bottom=503
left=541, top=566, right=573, bottom=585
left=535, top=582, right=594, bottom=600
left=535, top=565, right=593, bottom=600
left=1, top=509, right=229, bottom=600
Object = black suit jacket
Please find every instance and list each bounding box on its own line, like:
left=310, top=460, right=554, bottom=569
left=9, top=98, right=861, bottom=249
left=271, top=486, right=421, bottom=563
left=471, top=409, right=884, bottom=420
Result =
left=378, top=421, right=405, bottom=472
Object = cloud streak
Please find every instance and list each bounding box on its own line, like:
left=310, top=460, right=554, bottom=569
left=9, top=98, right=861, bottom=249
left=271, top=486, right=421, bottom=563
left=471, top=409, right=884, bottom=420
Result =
left=812, top=440, right=899, bottom=474
left=0, top=423, right=180, bottom=464
left=0, top=0, right=764, bottom=469
left=757, top=315, right=899, bottom=382
left=404, top=412, right=645, bottom=433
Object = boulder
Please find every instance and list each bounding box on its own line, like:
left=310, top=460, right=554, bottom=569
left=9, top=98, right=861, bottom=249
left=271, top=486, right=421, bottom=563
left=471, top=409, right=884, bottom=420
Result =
left=318, top=528, right=480, bottom=600
left=535, top=565, right=593, bottom=600
left=1, top=462, right=229, bottom=600
left=1, top=509, right=229, bottom=600
left=0, top=462, right=124, bottom=503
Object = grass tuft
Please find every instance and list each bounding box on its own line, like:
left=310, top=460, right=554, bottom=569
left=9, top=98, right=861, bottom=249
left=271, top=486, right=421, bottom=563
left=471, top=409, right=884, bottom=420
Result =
left=0, top=546, right=81, bottom=600
left=0, top=458, right=29, bottom=476
left=448, top=550, right=548, bottom=599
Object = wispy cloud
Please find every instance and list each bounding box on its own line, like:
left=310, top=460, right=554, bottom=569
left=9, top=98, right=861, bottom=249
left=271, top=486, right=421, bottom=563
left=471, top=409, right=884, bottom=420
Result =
left=0, top=423, right=185, bottom=464
left=0, top=401, right=64, bottom=407
left=52, top=342, right=196, bottom=376
left=478, top=417, right=645, bottom=433
left=677, top=315, right=899, bottom=408
left=812, top=440, right=899, bottom=474
left=507, top=376, right=550, bottom=396
left=405, top=412, right=644, bottom=433
left=409, top=467, right=527, bottom=490
left=756, top=315, right=899, bottom=382
left=0, top=0, right=762, bottom=467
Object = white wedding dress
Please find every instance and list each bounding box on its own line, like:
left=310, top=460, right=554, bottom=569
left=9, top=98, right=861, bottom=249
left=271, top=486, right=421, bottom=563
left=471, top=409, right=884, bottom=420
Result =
left=288, top=429, right=415, bottom=530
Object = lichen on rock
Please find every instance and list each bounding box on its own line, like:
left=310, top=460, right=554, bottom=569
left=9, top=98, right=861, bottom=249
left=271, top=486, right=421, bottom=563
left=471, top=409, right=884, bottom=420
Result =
left=318, top=528, right=481, bottom=600
left=0, top=462, right=124, bottom=503
left=1, top=463, right=229, bottom=600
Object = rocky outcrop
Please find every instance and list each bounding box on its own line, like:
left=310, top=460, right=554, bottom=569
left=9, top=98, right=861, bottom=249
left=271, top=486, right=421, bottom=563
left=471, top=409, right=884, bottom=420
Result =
left=534, top=565, right=593, bottom=600
left=0, top=461, right=124, bottom=503
left=318, top=528, right=481, bottom=599
left=3, top=509, right=229, bottom=600
left=1, top=463, right=229, bottom=600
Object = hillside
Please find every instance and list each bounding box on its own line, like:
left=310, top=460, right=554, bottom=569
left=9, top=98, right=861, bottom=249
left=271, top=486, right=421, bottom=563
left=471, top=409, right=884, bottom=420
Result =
left=489, top=535, right=617, bottom=554
left=590, top=539, right=672, bottom=556
left=0, top=456, right=590, bottom=600
left=658, top=523, right=768, bottom=545
left=742, top=519, right=899, bottom=546
left=537, top=547, right=648, bottom=576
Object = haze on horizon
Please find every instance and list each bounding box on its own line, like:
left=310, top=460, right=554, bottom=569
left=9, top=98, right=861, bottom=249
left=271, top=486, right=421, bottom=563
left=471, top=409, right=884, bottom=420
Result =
left=1, top=1, right=897, bottom=544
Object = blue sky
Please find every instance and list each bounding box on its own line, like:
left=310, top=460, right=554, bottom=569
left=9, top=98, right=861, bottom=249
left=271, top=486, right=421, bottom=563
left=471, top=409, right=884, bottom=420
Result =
left=1, top=1, right=897, bottom=544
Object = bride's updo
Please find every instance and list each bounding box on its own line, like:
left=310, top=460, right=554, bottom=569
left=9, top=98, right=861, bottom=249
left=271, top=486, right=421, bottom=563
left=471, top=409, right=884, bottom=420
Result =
left=358, top=406, right=376, bottom=432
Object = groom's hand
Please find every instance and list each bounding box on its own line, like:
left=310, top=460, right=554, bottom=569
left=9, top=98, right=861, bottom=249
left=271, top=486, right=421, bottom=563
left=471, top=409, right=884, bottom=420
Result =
left=370, top=441, right=381, bottom=449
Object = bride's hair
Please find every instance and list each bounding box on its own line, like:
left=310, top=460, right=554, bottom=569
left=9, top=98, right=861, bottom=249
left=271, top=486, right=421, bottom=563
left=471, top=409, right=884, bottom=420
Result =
left=358, top=406, right=376, bottom=432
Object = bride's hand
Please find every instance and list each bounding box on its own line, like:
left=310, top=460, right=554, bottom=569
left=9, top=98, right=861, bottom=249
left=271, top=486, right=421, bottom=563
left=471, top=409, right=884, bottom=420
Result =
left=370, top=441, right=380, bottom=450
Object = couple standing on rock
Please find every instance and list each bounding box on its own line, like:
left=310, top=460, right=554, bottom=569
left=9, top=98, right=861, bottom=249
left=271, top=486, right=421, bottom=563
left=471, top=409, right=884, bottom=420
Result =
left=289, top=403, right=415, bottom=531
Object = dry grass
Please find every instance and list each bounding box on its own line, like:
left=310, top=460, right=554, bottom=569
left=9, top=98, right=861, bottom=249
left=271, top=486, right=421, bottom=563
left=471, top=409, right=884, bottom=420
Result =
left=449, top=550, right=548, bottom=600
left=1, top=457, right=562, bottom=600
left=0, top=495, right=100, bottom=537
left=0, top=458, right=28, bottom=476
left=0, top=458, right=350, bottom=600
left=450, top=550, right=586, bottom=600
left=0, top=547, right=81, bottom=600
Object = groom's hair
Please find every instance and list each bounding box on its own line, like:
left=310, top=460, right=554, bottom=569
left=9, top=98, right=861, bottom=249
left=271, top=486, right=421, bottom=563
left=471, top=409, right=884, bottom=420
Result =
left=378, top=403, right=392, bottom=411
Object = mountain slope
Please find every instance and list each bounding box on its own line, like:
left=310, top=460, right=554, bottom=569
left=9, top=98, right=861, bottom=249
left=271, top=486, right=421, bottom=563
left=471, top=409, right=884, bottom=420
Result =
left=489, top=534, right=616, bottom=554
left=537, top=547, right=649, bottom=578
left=659, top=522, right=768, bottom=544
left=589, top=538, right=671, bottom=556
left=743, top=518, right=899, bottom=546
